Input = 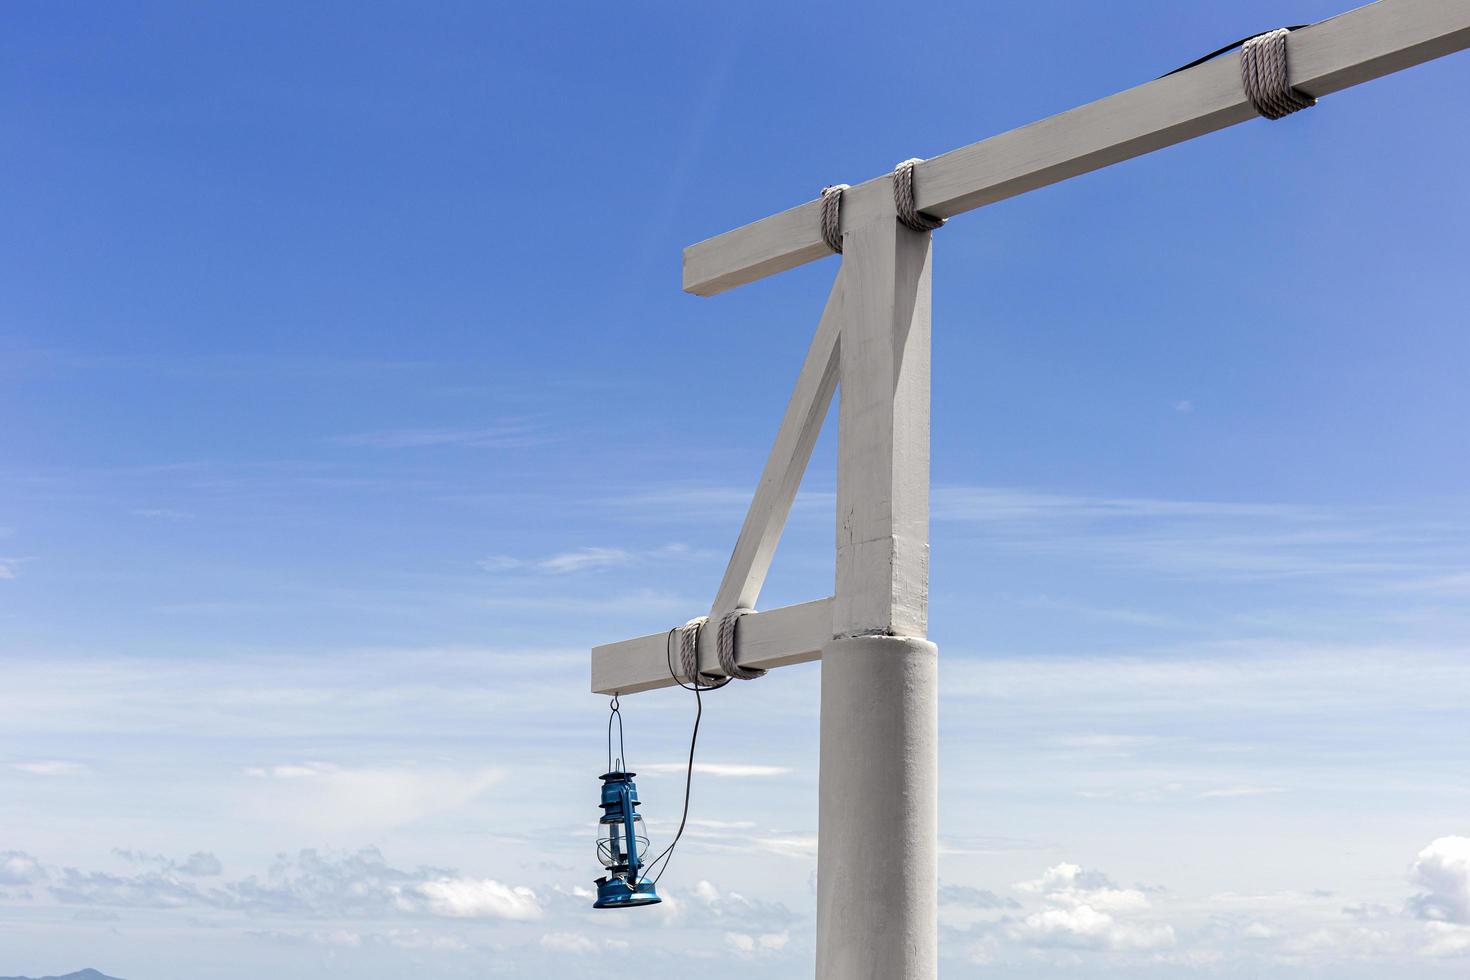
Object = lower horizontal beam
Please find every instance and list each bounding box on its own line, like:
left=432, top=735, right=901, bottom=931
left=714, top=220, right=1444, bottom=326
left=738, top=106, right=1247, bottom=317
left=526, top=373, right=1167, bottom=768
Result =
left=591, top=596, right=833, bottom=695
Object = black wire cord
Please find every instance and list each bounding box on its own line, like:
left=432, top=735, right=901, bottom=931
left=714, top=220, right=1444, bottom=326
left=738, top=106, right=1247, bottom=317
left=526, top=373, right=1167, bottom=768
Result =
left=1159, top=24, right=1311, bottom=79
left=636, top=625, right=725, bottom=886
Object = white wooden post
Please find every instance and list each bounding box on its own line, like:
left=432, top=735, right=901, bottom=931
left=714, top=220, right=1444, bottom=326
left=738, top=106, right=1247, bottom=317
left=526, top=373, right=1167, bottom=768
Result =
left=818, top=215, right=937, bottom=980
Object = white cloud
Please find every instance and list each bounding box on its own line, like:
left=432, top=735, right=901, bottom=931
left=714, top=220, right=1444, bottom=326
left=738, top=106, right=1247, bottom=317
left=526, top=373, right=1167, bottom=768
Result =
left=1410, top=836, right=1470, bottom=924
left=1010, top=902, right=1175, bottom=951
left=0, top=851, right=45, bottom=885
left=1008, top=863, right=1173, bottom=952
left=723, top=929, right=789, bottom=956
left=418, top=877, right=541, bottom=921
left=0, top=557, right=24, bottom=580
left=1015, top=863, right=1150, bottom=913
left=1421, top=921, right=1470, bottom=957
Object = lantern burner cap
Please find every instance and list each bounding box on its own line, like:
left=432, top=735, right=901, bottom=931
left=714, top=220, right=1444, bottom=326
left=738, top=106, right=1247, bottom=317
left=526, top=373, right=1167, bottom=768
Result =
left=594, top=875, right=662, bottom=909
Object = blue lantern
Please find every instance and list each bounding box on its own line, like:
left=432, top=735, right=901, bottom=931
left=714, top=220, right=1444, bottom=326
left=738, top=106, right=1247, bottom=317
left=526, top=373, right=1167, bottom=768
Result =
left=593, top=768, right=662, bottom=908
left=594, top=696, right=661, bottom=909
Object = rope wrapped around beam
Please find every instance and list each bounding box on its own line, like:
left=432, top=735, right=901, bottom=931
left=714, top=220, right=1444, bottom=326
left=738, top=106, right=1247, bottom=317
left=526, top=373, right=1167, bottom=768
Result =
left=819, top=183, right=848, bottom=254
left=1241, top=28, right=1317, bottom=119
left=892, top=158, right=945, bottom=233
left=677, top=616, right=716, bottom=687
left=676, top=611, right=765, bottom=685
left=717, top=608, right=766, bottom=680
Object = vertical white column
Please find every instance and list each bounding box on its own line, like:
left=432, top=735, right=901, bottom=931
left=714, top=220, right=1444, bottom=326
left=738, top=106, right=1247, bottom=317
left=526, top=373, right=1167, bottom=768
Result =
left=817, top=215, right=937, bottom=979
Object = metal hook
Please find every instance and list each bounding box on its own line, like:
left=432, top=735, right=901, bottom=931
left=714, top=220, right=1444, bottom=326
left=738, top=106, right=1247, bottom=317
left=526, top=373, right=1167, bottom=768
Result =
left=607, top=695, right=627, bottom=773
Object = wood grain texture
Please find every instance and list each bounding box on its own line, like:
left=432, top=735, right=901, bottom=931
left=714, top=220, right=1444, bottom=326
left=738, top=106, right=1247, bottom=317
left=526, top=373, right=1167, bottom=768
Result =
left=683, top=0, right=1470, bottom=296
left=833, top=218, right=931, bottom=638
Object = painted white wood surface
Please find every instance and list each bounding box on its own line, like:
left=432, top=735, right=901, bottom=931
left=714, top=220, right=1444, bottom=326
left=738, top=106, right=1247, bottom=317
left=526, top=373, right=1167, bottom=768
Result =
left=709, top=269, right=844, bottom=616
left=590, top=596, right=832, bottom=695
left=683, top=0, right=1470, bottom=296
left=833, top=218, right=931, bottom=638
left=817, top=635, right=938, bottom=979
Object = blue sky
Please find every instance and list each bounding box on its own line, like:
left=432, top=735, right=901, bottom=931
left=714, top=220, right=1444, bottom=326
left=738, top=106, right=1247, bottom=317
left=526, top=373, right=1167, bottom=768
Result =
left=3, top=1, right=1470, bottom=977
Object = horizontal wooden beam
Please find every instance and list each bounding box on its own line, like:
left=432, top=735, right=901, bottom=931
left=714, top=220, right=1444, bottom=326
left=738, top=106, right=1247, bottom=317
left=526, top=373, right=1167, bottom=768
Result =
left=591, top=596, right=833, bottom=695
left=682, top=0, right=1470, bottom=296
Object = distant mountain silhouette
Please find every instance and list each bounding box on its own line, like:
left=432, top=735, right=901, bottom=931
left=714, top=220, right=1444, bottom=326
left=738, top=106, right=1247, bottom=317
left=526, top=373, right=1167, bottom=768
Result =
left=0, top=970, right=124, bottom=980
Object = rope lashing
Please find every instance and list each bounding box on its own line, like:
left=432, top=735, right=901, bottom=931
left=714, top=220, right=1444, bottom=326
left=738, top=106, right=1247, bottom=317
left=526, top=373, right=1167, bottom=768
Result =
left=716, top=608, right=766, bottom=680
left=1240, top=28, right=1316, bottom=120
left=674, top=611, right=764, bottom=685
left=892, top=158, right=945, bottom=233
left=677, top=616, right=715, bottom=687
left=819, top=183, right=848, bottom=254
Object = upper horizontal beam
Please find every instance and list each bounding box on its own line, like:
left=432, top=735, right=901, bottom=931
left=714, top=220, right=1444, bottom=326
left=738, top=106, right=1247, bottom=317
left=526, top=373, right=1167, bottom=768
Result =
left=591, top=596, right=832, bottom=696
left=682, top=0, right=1470, bottom=297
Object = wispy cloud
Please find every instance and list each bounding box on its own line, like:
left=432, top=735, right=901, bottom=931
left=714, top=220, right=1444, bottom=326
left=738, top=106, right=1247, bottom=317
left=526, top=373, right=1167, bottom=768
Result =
left=1050, top=734, right=1165, bottom=754
left=607, top=485, right=834, bottom=522
left=241, top=762, right=504, bottom=833
left=479, top=542, right=712, bottom=575
left=41, top=845, right=541, bottom=922
left=480, top=546, right=630, bottom=574
left=932, top=486, right=1470, bottom=585
left=0, top=557, right=26, bottom=580
left=10, top=759, right=91, bottom=777
left=751, top=835, right=817, bottom=859
left=334, top=422, right=542, bottom=449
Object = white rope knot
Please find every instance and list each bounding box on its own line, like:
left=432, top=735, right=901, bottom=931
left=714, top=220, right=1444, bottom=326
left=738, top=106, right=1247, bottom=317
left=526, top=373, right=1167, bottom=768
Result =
left=819, top=184, right=849, bottom=254
left=1240, top=28, right=1316, bottom=120
left=716, top=608, right=766, bottom=681
left=892, top=158, right=945, bottom=233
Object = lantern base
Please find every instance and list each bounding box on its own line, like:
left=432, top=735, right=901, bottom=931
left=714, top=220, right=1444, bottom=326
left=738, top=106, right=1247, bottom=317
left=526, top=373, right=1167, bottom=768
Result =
left=593, top=876, right=662, bottom=909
